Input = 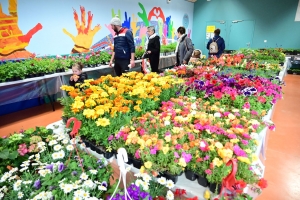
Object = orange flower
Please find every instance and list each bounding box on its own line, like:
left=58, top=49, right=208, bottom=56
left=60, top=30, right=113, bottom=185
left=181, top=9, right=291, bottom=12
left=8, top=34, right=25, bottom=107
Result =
left=183, top=143, right=190, bottom=151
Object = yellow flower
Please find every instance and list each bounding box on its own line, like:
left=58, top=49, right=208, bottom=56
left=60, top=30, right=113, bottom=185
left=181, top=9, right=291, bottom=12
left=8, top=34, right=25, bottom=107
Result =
left=212, top=158, right=223, bottom=167
left=72, top=101, right=84, bottom=109
left=89, top=93, right=99, bottom=99
left=254, top=140, right=259, bottom=146
left=230, top=139, right=239, bottom=143
left=218, top=148, right=233, bottom=162
left=244, top=149, right=252, bottom=154
left=251, top=154, right=258, bottom=162
left=60, top=85, right=75, bottom=92
left=237, top=156, right=251, bottom=164
left=162, top=145, right=169, bottom=154
left=140, top=166, right=145, bottom=173
left=134, top=105, right=142, bottom=112
left=101, top=91, right=109, bottom=97
left=178, top=158, right=187, bottom=167
left=145, top=139, right=152, bottom=147
left=208, top=145, right=215, bottom=151
left=85, top=99, right=96, bottom=108
left=83, top=109, right=96, bottom=119
left=96, top=118, right=110, bottom=127
left=214, top=142, right=223, bottom=149
left=228, top=113, right=236, bottom=120
left=144, top=161, right=152, bottom=169
left=136, top=100, right=142, bottom=105
left=164, top=135, right=171, bottom=142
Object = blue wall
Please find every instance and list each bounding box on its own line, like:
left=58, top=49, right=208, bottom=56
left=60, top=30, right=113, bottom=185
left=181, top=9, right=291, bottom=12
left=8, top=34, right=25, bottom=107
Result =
left=193, top=0, right=300, bottom=52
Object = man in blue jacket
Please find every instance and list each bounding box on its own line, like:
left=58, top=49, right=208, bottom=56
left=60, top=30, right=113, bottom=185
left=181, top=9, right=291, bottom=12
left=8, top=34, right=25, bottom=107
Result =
left=206, top=28, right=225, bottom=58
left=109, top=16, right=135, bottom=76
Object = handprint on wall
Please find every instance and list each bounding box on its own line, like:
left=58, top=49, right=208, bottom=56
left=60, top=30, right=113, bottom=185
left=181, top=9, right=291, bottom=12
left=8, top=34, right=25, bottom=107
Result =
left=0, top=0, right=42, bottom=59
left=63, top=6, right=101, bottom=53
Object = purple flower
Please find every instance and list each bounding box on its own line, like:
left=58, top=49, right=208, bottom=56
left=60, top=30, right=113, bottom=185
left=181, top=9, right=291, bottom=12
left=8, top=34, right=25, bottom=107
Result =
left=140, top=191, right=150, bottom=199
left=58, top=163, right=66, bottom=172
left=49, top=186, right=56, bottom=191
left=182, top=152, right=192, bottom=163
left=241, top=140, right=249, bottom=145
left=72, top=171, right=78, bottom=176
left=150, top=148, right=157, bottom=155
left=45, top=164, right=54, bottom=172
left=34, top=179, right=41, bottom=189
left=102, top=181, right=108, bottom=188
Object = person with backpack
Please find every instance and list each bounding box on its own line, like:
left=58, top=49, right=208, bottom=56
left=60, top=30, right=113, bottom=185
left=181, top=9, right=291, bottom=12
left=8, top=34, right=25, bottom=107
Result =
left=175, top=26, right=194, bottom=66
left=109, top=15, right=135, bottom=76
left=206, top=28, right=225, bottom=58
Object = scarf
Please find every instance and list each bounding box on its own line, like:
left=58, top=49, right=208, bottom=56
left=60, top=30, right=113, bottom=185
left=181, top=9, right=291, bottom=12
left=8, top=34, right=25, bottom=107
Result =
left=144, top=33, right=157, bottom=50
left=175, top=34, right=186, bottom=53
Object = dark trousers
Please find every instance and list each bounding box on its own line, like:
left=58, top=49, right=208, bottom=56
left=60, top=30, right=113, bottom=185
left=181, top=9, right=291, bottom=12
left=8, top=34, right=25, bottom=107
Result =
left=114, top=58, right=130, bottom=76
left=150, top=56, right=160, bottom=73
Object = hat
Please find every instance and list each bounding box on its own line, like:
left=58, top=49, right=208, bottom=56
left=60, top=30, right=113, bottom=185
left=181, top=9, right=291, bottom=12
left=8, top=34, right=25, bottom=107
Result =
left=110, top=15, right=122, bottom=26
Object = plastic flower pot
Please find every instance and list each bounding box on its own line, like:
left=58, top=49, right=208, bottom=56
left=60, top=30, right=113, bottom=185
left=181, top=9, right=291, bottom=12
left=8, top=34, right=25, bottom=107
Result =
left=184, top=170, right=198, bottom=181
left=132, top=158, right=143, bottom=169
left=163, top=171, right=178, bottom=184
left=197, top=174, right=209, bottom=187
left=103, top=151, right=114, bottom=159
left=209, top=182, right=221, bottom=194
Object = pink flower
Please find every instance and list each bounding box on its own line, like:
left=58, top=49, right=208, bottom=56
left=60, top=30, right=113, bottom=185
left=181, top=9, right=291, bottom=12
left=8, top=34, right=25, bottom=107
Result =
left=182, top=152, right=192, bottom=163
left=139, top=128, right=145, bottom=136
left=204, top=155, right=210, bottom=161
left=134, top=150, right=140, bottom=159
left=108, top=135, right=114, bottom=141
left=174, top=152, right=180, bottom=158
left=175, top=144, right=182, bottom=150
left=233, top=145, right=247, bottom=157
left=205, top=169, right=212, bottom=175
left=199, top=140, right=209, bottom=152
left=150, top=146, right=157, bottom=155
left=18, top=143, right=28, bottom=156
left=241, top=140, right=248, bottom=145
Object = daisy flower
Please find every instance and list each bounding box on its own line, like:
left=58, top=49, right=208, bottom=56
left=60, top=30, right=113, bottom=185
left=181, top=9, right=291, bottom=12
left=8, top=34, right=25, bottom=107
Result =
left=166, top=190, right=174, bottom=200
left=80, top=173, right=89, bottom=180
left=157, top=177, right=167, bottom=185
left=166, top=180, right=175, bottom=189
left=89, top=169, right=98, bottom=175
left=53, top=144, right=62, bottom=151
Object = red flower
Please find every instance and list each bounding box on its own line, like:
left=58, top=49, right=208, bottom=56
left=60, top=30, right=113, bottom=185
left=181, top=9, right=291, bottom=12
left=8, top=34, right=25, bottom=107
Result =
left=258, top=178, right=268, bottom=189
left=213, top=91, right=223, bottom=99
left=153, top=196, right=165, bottom=200
left=257, top=96, right=266, bottom=103
left=196, top=157, right=203, bottom=162
left=187, top=196, right=198, bottom=200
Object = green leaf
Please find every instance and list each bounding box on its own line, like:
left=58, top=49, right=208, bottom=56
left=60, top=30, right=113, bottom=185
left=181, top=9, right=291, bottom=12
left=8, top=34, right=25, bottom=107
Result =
left=0, top=149, right=9, bottom=159
left=8, top=151, right=18, bottom=159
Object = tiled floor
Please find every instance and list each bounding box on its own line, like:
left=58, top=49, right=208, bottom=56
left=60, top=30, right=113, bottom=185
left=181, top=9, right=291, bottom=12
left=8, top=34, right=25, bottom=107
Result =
left=0, top=75, right=299, bottom=199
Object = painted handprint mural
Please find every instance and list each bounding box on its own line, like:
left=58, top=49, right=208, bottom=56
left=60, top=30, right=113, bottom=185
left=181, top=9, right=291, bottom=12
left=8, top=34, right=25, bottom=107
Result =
left=92, top=2, right=192, bottom=51
left=0, top=0, right=42, bottom=59
left=63, top=6, right=101, bottom=53
left=0, top=0, right=193, bottom=59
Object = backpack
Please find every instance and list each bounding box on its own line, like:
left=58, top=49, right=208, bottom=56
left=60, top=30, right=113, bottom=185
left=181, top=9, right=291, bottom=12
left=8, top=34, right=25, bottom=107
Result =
left=209, top=38, right=220, bottom=54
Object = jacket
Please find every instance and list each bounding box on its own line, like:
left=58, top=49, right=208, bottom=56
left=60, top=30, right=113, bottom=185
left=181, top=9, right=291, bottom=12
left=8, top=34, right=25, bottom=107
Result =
left=113, top=28, right=135, bottom=60
left=176, top=35, right=194, bottom=65
left=206, top=35, right=225, bottom=58
left=69, top=72, right=88, bottom=87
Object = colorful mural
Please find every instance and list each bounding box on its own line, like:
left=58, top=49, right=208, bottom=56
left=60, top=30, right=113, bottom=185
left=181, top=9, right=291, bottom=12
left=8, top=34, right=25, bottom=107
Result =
left=0, top=0, right=42, bottom=59
left=63, top=6, right=101, bottom=53
left=91, top=2, right=190, bottom=51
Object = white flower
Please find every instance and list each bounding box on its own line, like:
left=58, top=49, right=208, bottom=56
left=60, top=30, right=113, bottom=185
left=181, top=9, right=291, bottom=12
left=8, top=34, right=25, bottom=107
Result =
left=166, top=180, right=175, bottom=189
left=20, top=167, right=29, bottom=172
left=191, top=110, right=197, bottom=115
left=164, top=120, right=170, bottom=126
left=59, top=183, right=66, bottom=189
left=59, top=178, right=66, bottom=183
left=8, top=175, right=17, bottom=181
left=17, top=192, right=24, bottom=199
left=37, top=141, right=46, bottom=148
left=21, top=161, right=30, bottom=167
left=141, top=181, right=149, bottom=190
left=87, top=197, right=99, bottom=200
left=0, top=192, right=4, bottom=199
left=63, top=184, right=73, bottom=193
left=57, top=135, right=65, bottom=141
left=0, top=186, right=8, bottom=193
left=157, top=177, right=167, bottom=185
left=28, top=155, right=35, bottom=160
left=82, top=191, right=90, bottom=199
left=10, top=168, right=18, bottom=173
left=46, top=191, right=53, bottom=198
left=74, top=189, right=84, bottom=197
left=38, top=169, right=51, bottom=177
left=62, top=139, right=69, bottom=144
left=39, top=146, right=46, bottom=153
left=98, top=185, right=107, bottom=191
left=190, top=96, right=197, bottom=100
left=214, top=112, right=221, bottom=118
left=13, top=180, right=22, bottom=191
left=52, top=153, right=59, bottom=160
left=80, top=173, right=89, bottom=180
left=134, top=173, right=142, bottom=178
left=89, top=169, right=97, bottom=175
left=23, top=180, right=32, bottom=185
left=250, top=132, right=259, bottom=139
left=191, top=103, right=197, bottom=110
left=80, top=143, right=86, bottom=149
left=166, top=190, right=174, bottom=200
left=48, top=140, right=58, bottom=146
left=83, top=180, right=95, bottom=189
left=94, top=181, right=101, bottom=184
left=141, top=174, right=151, bottom=183
left=72, top=183, right=80, bottom=190
left=57, top=150, right=65, bottom=159
left=53, top=144, right=62, bottom=151
left=135, top=179, right=143, bottom=187
left=66, top=145, right=74, bottom=151
left=73, top=197, right=82, bottom=200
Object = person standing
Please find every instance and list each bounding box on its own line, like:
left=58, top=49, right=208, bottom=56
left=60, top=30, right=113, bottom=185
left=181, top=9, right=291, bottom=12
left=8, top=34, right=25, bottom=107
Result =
left=144, top=26, right=160, bottom=73
left=206, top=28, right=225, bottom=58
left=109, top=15, right=135, bottom=76
left=175, top=26, right=194, bottom=66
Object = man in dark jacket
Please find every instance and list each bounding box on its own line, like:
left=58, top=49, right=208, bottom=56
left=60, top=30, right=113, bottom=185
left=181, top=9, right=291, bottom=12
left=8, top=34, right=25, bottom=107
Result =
left=109, top=15, right=135, bottom=76
left=206, top=28, right=225, bottom=58
left=144, top=26, right=160, bottom=73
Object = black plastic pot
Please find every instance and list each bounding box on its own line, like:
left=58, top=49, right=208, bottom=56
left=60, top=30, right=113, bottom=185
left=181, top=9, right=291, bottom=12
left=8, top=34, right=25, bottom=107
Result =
left=163, top=171, right=178, bottom=184
left=60, top=68, right=65, bottom=72
left=197, top=175, right=209, bottom=187
left=209, top=183, right=221, bottom=194
left=103, top=151, right=114, bottom=159
left=184, top=170, right=197, bottom=181
left=25, top=74, right=34, bottom=78
left=5, top=78, right=14, bottom=82
left=132, top=158, right=143, bottom=169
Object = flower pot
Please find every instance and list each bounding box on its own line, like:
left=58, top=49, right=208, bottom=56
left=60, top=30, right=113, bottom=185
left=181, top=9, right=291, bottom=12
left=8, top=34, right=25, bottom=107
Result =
left=185, top=170, right=198, bottom=181
left=163, top=172, right=178, bottom=184
left=197, top=175, right=209, bottom=187
left=126, top=154, right=134, bottom=165
left=55, top=69, right=61, bottom=73
left=60, top=68, right=65, bottom=72
left=209, top=183, right=221, bottom=194
left=14, top=76, right=22, bottom=81
left=25, top=74, right=34, bottom=78
left=5, top=78, right=14, bottom=82
left=39, top=72, right=45, bottom=76
left=132, top=158, right=143, bottom=169
left=103, top=151, right=114, bottom=159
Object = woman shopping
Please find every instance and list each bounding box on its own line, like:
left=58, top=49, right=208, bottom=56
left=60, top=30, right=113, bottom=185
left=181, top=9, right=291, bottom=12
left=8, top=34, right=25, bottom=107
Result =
left=175, top=26, right=194, bottom=66
left=144, top=26, right=161, bottom=73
